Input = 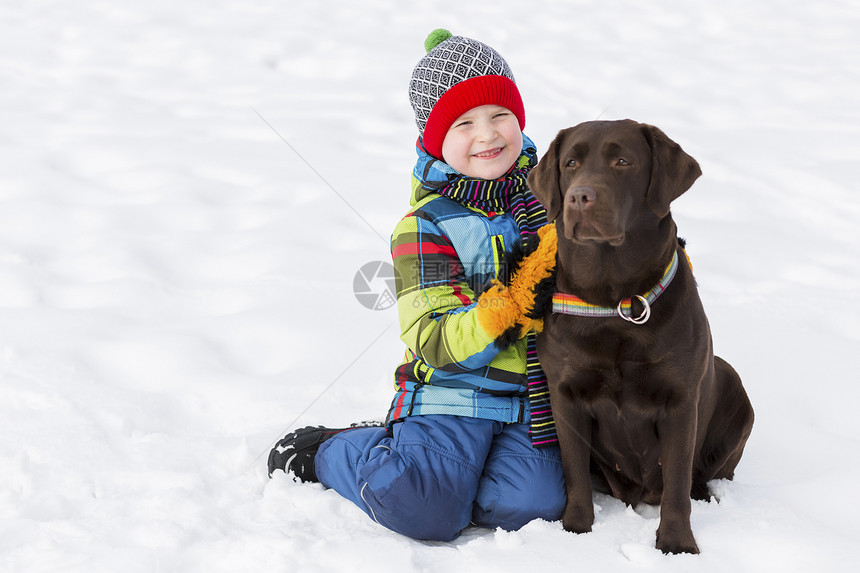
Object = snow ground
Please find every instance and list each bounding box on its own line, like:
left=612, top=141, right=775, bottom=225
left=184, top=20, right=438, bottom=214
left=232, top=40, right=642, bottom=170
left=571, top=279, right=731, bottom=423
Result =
left=1, top=0, right=859, bottom=571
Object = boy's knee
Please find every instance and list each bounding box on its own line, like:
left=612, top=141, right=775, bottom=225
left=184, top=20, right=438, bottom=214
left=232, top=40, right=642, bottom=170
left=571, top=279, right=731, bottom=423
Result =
left=473, top=453, right=565, bottom=530
left=360, top=458, right=475, bottom=541
left=317, top=416, right=497, bottom=541
left=474, top=482, right=565, bottom=530
left=352, top=419, right=495, bottom=541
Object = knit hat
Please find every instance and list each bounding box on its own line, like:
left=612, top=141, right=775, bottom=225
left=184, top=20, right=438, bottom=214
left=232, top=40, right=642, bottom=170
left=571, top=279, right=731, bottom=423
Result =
left=408, top=29, right=526, bottom=160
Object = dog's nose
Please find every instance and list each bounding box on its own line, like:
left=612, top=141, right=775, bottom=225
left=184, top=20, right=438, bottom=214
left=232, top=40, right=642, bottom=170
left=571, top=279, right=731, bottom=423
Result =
left=569, top=186, right=597, bottom=210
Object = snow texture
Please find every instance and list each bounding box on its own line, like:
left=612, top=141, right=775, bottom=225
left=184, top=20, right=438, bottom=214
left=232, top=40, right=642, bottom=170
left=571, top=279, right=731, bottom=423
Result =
left=1, top=0, right=858, bottom=571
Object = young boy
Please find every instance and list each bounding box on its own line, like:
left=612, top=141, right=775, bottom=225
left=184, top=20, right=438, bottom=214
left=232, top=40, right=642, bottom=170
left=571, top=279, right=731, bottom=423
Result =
left=268, top=30, right=565, bottom=541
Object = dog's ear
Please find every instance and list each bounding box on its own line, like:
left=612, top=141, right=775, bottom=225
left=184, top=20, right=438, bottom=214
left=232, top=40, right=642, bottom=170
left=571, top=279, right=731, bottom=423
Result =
left=641, top=124, right=702, bottom=218
left=527, top=129, right=566, bottom=222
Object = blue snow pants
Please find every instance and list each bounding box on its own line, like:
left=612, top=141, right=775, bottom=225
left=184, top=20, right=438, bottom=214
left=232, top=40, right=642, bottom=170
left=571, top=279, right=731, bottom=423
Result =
left=314, top=415, right=566, bottom=541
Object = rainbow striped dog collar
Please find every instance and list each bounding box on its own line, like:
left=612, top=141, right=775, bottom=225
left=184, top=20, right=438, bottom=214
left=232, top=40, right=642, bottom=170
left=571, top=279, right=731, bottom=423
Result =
left=551, top=250, right=681, bottom=325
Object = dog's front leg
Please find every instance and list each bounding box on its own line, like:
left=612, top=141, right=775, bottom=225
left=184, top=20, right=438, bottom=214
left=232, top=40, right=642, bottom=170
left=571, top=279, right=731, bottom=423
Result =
left=553, top=399, right=595, bottom=534
left=655, top=404, right=700, bottom=554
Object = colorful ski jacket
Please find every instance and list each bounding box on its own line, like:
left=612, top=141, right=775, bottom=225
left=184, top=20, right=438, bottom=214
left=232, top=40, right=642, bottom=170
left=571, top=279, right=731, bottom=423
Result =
left=385, top=143, right=542, bottom=426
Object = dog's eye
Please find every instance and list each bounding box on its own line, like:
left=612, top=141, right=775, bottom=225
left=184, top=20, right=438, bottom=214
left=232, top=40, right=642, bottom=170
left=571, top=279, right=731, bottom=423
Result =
left=566, top=159, right=578, bottom=168
left=616, top=158, right=631, bottom=167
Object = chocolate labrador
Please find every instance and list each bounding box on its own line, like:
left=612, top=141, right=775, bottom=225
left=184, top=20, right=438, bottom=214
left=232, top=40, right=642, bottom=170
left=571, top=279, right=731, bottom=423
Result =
left=527, top=120, right=754, bottom=554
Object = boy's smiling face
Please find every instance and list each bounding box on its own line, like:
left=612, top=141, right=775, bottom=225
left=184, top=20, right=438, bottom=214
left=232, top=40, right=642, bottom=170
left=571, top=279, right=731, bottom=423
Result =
left=441, top=105, right=523, bottom=180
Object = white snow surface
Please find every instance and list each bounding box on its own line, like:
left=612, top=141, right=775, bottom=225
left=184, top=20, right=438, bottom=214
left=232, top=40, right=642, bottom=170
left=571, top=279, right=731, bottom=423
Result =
left=2, top=0, right=859, bottom=571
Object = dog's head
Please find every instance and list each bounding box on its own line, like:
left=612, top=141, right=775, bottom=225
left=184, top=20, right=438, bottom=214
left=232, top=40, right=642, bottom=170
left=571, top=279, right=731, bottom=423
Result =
left=528, top=120, right=701, bottom=245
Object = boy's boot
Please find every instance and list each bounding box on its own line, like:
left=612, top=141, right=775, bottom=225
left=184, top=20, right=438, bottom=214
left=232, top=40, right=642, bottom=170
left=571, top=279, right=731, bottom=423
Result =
left=267, top=422, right=383, bottom=482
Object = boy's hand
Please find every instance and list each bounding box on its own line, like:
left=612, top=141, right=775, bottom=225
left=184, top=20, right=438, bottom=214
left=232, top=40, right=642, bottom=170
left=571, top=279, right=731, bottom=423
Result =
left=476, top=224, right=557, bottom=347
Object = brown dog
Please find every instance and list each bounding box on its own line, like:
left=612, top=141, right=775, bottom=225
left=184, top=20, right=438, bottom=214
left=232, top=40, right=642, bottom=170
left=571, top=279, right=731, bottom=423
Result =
left=527, top=120, right=754, bottom=554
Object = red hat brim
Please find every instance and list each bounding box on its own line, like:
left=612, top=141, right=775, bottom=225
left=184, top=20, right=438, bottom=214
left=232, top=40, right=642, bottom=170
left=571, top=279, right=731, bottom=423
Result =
left=421, top=75, right=526, bottom=160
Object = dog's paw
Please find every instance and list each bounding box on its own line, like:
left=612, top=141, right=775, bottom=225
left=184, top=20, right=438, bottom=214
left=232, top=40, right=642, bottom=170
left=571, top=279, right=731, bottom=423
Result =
left=656, top=523, right=700, bottom=555
left=690, top=480, right=711, bottom=502
left=562, top=503, right=594, bottom=534
left=562, top=521, right=593, bottom=535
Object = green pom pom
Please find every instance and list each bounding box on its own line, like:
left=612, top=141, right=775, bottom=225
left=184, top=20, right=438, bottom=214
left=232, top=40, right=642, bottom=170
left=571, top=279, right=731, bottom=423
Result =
left=424, top=29, right=453, bottom=53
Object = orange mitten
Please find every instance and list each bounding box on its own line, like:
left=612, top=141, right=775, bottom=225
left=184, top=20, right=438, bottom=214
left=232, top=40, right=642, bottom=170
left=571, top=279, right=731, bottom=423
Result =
left=476, top=224, right=558, bottom=344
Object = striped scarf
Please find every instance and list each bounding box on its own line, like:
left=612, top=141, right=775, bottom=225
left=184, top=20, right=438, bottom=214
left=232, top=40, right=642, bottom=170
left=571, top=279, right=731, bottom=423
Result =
left=414, top=135, right=558, bottom=448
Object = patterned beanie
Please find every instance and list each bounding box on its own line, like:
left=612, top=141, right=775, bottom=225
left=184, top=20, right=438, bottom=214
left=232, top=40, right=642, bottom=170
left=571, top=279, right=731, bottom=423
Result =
left=408, top=29, right=526, bottom=160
